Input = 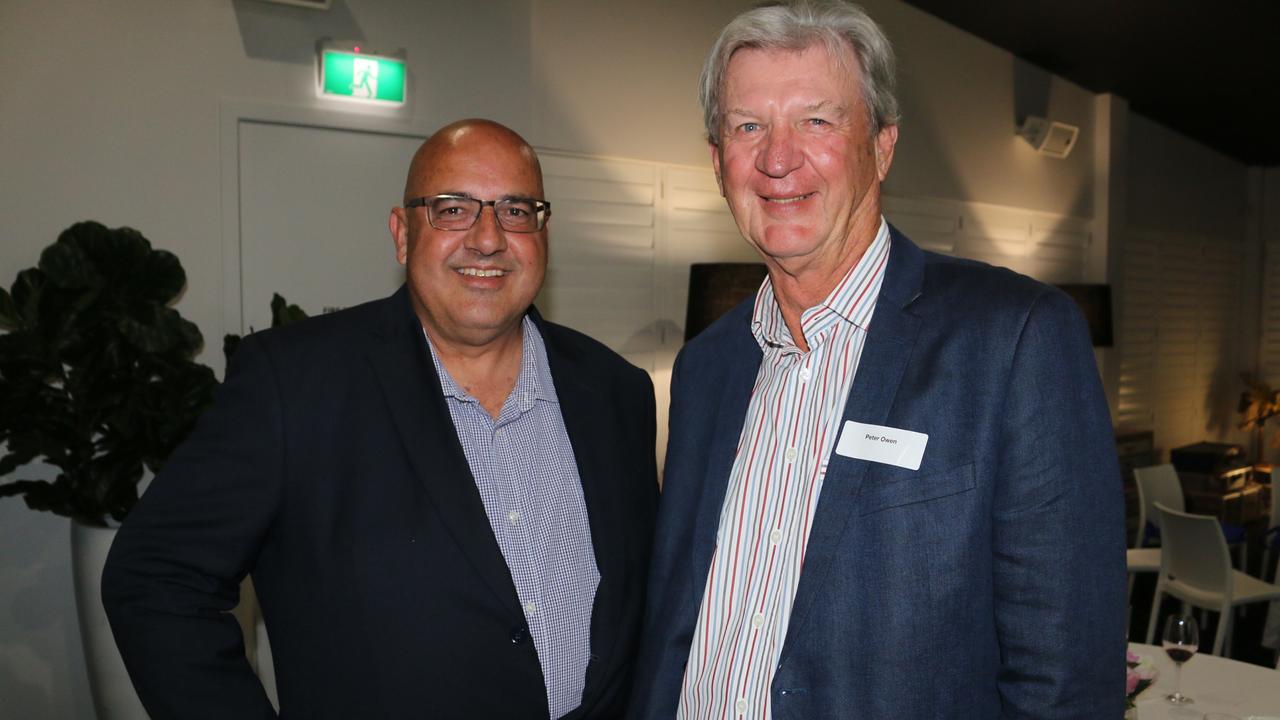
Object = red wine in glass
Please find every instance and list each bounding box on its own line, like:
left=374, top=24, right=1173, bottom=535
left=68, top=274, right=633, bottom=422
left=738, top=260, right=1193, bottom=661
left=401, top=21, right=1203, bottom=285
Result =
left=1161, top=613, right=1199, bottom=705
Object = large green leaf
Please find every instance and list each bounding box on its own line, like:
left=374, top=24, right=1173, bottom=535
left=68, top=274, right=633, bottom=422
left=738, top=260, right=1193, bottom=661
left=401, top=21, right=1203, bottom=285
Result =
left=137, top=249, right=186, bottom=305
left=222, top=333, right=242, bottom=362
left=48, top=222, right=155, bottom=293
left=41, top=223, right=109, bottom=290
left=0, top=330, right=54, bottom=375
left=10, top=269, right=48, bottom=326
left=0, top=289, right=18, bottom=331
left=79, top=225, right=152, bottom=288
left=0, top=478, right=56, bottom=500
left=270, top=293, right=309, bottom=327
left=116, top=303, right=179, bottom=355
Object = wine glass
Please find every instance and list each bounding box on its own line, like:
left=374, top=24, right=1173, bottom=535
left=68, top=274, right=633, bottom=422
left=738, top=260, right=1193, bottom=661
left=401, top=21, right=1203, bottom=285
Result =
left=1161, top=613, right=1199, bottom=704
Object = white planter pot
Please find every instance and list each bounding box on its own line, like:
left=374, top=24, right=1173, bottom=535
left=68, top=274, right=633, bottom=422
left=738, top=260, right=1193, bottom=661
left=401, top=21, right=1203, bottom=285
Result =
left=71, top=520, right=150, bottom=719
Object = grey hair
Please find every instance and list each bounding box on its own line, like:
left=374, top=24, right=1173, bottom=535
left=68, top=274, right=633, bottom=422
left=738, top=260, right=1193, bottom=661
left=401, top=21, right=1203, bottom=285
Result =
left=699, top=0, right=900, bottom=145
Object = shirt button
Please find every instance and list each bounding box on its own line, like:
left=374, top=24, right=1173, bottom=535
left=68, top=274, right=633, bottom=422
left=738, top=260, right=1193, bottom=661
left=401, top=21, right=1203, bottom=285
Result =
left=736, top=698, right=748, bottom=714
left=524, top=601, right=537, bottom=615
left=769, top=528, right=782, bottom=544
left=799, top=367, right=811, bottom=381
left=507, top=510, right=520, bottom=526
left=751, top=613, right=765, bottom=628
left=784, top=447, right=797, bottom=462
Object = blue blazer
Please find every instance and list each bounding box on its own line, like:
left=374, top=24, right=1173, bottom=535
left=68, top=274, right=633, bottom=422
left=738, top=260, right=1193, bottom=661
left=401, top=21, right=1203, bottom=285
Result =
left=104, top=287, right=657, bottom=719
left=631, top=229, right=1127, bottom=719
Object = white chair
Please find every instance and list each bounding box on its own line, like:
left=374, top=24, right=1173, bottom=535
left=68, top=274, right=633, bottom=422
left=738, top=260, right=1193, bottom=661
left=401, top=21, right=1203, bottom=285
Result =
left=1145, top=502, right=1280, bottom=657
left=1134, top=463, right=1247, bottom=571
left=1127, top=548, right=1161, bottom=576
left=1134, top=464, right=1183, bottom=547
left=1125, top=547, right=1161, bottom=634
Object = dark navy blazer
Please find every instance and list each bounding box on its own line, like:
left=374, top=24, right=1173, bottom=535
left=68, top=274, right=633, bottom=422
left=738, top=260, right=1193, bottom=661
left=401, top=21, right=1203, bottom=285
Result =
left=103, top=286, right=658, bottom=719
left=631, top=228, right=1127, bottom=719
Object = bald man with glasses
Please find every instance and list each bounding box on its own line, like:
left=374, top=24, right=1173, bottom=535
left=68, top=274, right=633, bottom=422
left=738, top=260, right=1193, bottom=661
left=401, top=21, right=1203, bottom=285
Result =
left=103, top=119, right=658, bottom=720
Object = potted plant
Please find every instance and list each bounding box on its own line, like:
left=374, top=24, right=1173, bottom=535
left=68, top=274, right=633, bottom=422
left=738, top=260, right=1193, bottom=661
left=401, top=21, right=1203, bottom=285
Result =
left=1239, top=372, right=1280, bottom=461
left=0, top=220, right=218, bottom=719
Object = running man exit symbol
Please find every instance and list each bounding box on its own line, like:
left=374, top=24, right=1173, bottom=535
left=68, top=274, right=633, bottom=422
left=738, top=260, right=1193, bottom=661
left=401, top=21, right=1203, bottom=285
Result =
left=351, top=57, right=378, bottom=99
left=317, top=45, right=406, bottom=105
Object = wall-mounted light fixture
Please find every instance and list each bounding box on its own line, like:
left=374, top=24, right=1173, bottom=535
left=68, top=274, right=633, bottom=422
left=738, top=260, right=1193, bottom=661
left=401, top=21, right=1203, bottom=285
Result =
left=1017, top=116, right=1079, bottom=159
left=316, top=39, right=406, bottom=106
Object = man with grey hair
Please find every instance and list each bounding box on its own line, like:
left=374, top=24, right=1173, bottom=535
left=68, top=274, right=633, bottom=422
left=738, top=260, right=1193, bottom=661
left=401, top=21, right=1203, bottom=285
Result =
left=630, top=1, right=1126, bottom=718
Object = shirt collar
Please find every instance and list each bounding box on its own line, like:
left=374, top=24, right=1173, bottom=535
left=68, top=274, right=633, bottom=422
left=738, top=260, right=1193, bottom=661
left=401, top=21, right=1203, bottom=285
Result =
left=751, top=217, right=891, bottom=351
left=425, top=315, right=559, bottom=407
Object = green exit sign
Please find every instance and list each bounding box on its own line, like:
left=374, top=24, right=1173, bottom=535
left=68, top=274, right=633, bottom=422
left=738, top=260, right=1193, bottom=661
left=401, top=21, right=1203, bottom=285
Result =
left=318, top=47, right=405, bottom=105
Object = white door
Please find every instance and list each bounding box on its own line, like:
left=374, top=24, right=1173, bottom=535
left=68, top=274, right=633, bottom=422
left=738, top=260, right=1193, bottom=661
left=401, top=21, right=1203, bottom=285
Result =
left=237, top=120, right=424, bottom=332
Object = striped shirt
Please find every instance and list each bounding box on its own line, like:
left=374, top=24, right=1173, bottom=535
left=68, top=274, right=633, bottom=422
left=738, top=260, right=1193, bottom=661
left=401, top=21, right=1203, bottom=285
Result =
left=426, top=317, right=600, bottom=720
left=676, top=219, right=891, bottom=720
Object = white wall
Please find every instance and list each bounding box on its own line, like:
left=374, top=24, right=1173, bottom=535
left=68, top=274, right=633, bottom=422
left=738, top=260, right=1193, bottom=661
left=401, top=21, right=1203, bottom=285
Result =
left=1116, top=113, right=1256, bottom=457
left=1, top=0, right=1263, bottom=717
left=1258, top=167, right=1280, bottom=464
left=1128, top=115, right=1252, bottom=237
left=866, top=0, right=1096, bottom=218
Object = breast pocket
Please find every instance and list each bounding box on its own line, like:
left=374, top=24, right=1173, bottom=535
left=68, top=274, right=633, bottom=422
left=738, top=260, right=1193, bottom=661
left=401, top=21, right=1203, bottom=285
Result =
left=857, top=462, right=976, bottom=516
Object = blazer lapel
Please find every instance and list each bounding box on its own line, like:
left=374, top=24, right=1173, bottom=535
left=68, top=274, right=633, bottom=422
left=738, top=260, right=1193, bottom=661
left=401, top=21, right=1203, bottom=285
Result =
left=533, top=309, right=630, bottom=714
left=781, top=228, right=926, bottom=651
left=365, top=287, right=522, bottom=617
left=691, top=321, right=762, bottom=586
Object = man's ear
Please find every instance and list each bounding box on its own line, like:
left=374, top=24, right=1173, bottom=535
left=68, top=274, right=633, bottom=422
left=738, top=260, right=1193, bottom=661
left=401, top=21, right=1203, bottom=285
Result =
left=389, top=207, right=409, bottom=265
left=874, top=124, right=898, bottom=181
left=709, top=141, right=725, bottom=197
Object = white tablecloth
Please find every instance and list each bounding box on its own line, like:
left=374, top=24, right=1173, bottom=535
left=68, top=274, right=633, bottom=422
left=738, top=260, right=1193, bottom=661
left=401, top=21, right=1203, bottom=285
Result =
left=1128, top=642, right=1280, bottom=718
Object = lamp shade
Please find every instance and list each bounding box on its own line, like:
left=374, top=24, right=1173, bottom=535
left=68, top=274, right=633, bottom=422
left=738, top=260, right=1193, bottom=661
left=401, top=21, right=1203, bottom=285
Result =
left=685, top=263, right=768, bottom=342
left=1055, top=283, right=1114, bottom=347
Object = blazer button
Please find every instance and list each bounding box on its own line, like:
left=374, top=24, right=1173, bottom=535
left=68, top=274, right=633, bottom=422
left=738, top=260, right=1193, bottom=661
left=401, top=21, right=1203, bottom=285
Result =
left=510, top=625, right=528, bottom=645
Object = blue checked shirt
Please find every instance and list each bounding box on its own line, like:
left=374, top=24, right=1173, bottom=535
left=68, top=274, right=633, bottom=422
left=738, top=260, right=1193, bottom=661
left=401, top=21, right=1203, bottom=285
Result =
left=426, top=316, right=600, bottom=719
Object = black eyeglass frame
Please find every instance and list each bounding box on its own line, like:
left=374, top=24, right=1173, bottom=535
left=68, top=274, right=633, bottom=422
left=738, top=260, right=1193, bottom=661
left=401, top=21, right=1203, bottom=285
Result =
left=404, top=194, right=552, bottom=233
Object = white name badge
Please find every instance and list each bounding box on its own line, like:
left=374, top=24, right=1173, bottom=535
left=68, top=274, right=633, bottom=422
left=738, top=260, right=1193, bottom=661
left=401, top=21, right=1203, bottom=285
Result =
left=835, top=421, right=929, bottom=471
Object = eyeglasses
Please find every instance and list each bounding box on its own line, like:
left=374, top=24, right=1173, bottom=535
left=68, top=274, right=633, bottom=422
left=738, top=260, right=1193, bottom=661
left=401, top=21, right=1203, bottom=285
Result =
left=405, top=194, right=551, bottom=233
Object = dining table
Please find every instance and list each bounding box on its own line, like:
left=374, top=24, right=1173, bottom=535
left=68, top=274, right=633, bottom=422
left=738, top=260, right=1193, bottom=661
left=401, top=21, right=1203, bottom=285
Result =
left=1128, top=642, right=1280, bottom=719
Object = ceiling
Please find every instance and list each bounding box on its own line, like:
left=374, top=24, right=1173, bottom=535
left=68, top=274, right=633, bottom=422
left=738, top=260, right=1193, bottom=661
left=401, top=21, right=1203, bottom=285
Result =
left=900, top=0, right=1280, bottom=166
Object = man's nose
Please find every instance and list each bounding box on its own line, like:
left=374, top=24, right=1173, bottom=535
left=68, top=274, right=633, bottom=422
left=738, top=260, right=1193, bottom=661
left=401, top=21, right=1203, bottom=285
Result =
left=757, top=125, right=802, bottom=177
left=464, top=205, right=508, bottom=255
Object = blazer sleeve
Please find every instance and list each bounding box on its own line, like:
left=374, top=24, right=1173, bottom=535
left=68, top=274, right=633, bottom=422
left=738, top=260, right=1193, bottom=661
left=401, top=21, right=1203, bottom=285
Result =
left=101, top=333, right=283, bottom=719
left=628, top=349, right=699, bottom=720
left=990, top=289, right=1128, bottom=718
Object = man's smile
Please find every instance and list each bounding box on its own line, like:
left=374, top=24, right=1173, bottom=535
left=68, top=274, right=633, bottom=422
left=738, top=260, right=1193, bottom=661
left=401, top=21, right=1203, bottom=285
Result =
left=455, top=267, right=509, bottom=278
left=760, top=191, right=816, bottom=204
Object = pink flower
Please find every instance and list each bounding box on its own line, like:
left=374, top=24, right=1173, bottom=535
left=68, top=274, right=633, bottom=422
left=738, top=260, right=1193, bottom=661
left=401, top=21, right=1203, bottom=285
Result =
left=1126, top=668, right=1140, bottom=695
left=1126, top=650, right=1140, bottom=664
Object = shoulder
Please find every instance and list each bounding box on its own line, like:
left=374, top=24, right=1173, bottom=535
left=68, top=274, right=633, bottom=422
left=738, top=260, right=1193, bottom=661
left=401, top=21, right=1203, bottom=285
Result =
left=232, top=293, right=394, bottom=371
left=674, top=296, right=757, bottom=374
left=915, top=250, right=1082, bottom=330
left=922, top=251, right=1052, bottom=303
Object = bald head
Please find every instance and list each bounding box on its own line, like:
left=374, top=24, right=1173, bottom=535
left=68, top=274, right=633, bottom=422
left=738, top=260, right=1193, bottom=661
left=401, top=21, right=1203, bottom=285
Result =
left=389, top=118, right=549, bottom=354
left=403, top=119, right=543, bottom=203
